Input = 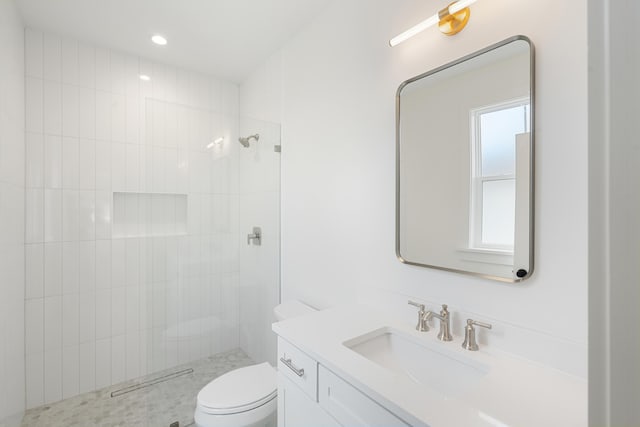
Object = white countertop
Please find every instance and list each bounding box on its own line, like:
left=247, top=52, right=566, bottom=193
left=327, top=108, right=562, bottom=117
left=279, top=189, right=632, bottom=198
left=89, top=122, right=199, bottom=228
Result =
left=272, top=304, right=587, bottom=427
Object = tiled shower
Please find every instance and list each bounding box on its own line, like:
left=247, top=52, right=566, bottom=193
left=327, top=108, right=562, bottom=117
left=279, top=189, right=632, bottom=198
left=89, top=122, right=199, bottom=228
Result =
left=19, top=27, right=280, bottom=413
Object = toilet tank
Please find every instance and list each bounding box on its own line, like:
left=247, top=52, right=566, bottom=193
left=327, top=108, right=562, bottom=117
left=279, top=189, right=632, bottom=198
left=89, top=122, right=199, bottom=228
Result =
left=273, top=300, right=316, bottom=321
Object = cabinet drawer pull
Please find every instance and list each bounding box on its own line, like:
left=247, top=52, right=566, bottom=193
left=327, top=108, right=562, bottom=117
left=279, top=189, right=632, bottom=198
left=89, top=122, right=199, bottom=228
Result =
left=280, top=357, right=305, bottom=377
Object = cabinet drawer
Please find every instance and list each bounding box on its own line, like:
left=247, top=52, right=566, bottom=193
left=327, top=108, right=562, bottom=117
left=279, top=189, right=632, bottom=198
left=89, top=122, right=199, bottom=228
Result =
left=278, top=373, right=340, bottom=427
left=318, top=366, right=410, bottom=427
left=278, top=337, right=318, bottom=401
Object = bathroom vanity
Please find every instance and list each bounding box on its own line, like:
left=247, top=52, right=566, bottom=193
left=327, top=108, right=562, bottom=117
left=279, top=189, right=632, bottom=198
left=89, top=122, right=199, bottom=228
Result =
left=273, top=305, right=586, bottom=427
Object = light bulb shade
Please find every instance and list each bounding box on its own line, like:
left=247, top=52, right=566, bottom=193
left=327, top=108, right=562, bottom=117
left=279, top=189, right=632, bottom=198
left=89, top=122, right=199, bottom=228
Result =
left=151, top=34, right=167, bottom=45
left=389, top=13, right=439, bottom=46
left=389, top=0, right=477, bottom=46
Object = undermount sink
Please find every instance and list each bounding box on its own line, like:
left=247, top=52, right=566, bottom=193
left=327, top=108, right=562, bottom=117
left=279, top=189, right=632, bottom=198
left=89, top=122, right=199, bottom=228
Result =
left=343, top=327, right=489, bottom=397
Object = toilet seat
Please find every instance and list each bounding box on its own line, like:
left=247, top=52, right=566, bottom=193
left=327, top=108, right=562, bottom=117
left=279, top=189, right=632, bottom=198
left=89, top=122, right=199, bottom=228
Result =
left=197, top=362, right=277, bottom=415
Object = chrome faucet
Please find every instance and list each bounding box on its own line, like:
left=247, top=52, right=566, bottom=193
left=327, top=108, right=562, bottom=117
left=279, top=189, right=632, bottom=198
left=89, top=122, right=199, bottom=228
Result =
left=425, top=304, right=453, bottom=341
left=407, top=301, right=429, bottom=331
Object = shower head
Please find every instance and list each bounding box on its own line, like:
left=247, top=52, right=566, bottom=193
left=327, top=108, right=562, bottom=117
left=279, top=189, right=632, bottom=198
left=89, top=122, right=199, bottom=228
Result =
left=238, top=134, right=259, bottom=147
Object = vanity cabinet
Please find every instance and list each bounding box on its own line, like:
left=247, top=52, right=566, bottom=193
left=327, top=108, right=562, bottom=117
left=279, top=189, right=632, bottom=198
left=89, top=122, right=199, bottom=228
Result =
left=277, top=337, right=409, bottom=427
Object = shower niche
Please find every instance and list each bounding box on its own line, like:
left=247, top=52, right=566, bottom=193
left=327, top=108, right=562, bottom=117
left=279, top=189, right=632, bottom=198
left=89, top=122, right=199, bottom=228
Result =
left=112, top=192, right=188, bottom=238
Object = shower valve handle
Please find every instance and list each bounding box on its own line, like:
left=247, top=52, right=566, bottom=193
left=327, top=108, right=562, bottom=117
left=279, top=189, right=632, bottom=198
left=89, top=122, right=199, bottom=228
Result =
left=247, top=227, right=262, bottom=245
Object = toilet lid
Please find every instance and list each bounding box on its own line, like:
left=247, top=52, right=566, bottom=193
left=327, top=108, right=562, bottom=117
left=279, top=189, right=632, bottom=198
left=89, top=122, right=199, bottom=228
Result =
left=197, top=362, right=277, bottom=415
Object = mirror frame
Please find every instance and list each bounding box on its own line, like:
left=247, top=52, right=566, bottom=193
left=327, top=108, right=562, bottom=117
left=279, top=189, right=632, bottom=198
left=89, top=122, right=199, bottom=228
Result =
left=395, top=35, right=535, bottom=283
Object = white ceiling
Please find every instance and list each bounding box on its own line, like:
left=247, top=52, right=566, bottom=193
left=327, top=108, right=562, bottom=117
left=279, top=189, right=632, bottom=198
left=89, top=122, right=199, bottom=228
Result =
left=16, top=0, right=331, bottom=83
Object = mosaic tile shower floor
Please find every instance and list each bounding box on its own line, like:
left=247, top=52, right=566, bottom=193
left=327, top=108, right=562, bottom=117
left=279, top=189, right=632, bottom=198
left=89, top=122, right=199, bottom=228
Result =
left=21, top=349, right=254, bottom=427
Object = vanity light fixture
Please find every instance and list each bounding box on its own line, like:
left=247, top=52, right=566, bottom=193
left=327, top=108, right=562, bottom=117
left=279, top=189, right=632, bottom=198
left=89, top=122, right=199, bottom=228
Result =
left=389, top=0, right=477, bottom=46
left=151, top=34, right=168, bottom=45
left=139, top=74, right=151, bottom=81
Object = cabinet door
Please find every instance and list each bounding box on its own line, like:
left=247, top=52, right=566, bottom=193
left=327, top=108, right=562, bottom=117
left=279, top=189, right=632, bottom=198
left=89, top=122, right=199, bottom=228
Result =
left=318, top=366, right=410, bottom=427
left=278, top=373, right=341, bottom=427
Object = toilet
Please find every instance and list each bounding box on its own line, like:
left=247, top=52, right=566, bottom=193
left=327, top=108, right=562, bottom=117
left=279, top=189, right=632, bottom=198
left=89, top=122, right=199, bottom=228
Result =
left=194, top=300, right=316, bottom=427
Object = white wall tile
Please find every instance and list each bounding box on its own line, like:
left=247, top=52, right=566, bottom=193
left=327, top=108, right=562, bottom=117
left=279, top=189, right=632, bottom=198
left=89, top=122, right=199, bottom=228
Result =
left=78, top=191, right=96, bottom=241
left=95, top=91, right=111, bottom=141
left=62, top=345, right=79, bottom=399
left=62, top=85, right=79, bottom=137
left=112, top=94, right=126, bottom=142
left=125, top=94, right=140, bottom=144
left=26, top=77, right=43, bottom=133
left=94, top=338, right=111, bottom=389
left=111, top=239, right=125, bottom=287
left=62, top=241, right=79, bottom=295
left=77, top=44, right=95, bottom=89
left=78, top=342, right=95, bottom=393
left=44, top=134, right=62, bottom=189
left=25, top=352, right=44, bottom=408
left=26, top=132, right=44, bottom=188
left=95, top=191, right=112, bottom=239
left=78, top=241, right=95, bottom=293
left=125, top=286, right=139, bottom=332
left=78, top=140, right=95, bottom=190
left=111, top=143, right=126, bottom=190
left=43, top=80, right=62, bottom=135
left=62, top=137, right=79, bottom=189
left=26, top=244, right=44, bottom=300
left=125, top=331, right=140, bottom=380
left=111, top=335, right=126, bottom=384
left=78, top=292, right=95, bottom=343
left=95, top=239, right=111, bottom=289
left=61, top=38, right=78, bottom=85
left=43, top=296, right=62, bottom=353
left=23, top=34, right=243, bottom=406
left=95, top=48, right=110, bottom=92
left=25, top=28, right=43, bottom=78
left=125, top=238, right=139, bottom=287
left=44, top=242, right=62, bottom=297
left=25, top=298, right=44, bottom=355
left=125, top=144, right=140, bottom=191
left=43, top=33, right=61, bottom=82
left=111, top=287, right=127, bottom=339
left=95, top=142, right=111, bottom=190
left=62, top=294, right=79, bottom=347
left=78, top=88, right=95, bottom=139
left=95, top=289, right=111, bottom=340
left=62, top=190, right=79, bottom=241
left=110, top=52, right=125, bottom=94
left=43, top=349, right=62, bottom=404
left=44, top=189, right=62, bottom=242
left=26, top=189, right=44, bottom=243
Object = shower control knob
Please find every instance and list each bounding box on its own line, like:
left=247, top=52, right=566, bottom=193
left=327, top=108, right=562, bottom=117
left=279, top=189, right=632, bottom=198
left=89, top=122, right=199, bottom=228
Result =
left=247, top=227, right=262, bottom=245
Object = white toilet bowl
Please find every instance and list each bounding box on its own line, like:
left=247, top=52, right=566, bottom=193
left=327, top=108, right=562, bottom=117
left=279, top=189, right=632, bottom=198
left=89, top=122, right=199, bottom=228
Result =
left=194, top=300, right=316, bottom=427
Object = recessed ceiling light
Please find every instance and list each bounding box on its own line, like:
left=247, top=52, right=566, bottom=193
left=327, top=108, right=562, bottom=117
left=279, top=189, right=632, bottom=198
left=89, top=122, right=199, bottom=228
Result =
left=139, top=74, right=151, bottom=81
left=151, top=34, right=167, bottom=46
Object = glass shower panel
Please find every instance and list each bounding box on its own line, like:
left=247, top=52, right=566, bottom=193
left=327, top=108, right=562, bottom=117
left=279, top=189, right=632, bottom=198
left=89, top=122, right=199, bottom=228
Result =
left=238, top=117, right=281, bottom=365
left=139, top=98, right=240, bottom=376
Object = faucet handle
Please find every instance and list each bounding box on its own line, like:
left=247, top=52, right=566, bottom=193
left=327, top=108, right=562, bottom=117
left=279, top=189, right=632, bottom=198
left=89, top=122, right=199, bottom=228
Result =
left=408, top=300, right=425, bottom=310
left=462, top=319, right=492, bottom=351
left=407, top=301, right=429, bottom=332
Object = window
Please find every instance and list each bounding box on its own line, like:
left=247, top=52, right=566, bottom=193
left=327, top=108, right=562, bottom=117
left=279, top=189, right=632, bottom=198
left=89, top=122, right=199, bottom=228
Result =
left=470, top=98, right=530, bottom=251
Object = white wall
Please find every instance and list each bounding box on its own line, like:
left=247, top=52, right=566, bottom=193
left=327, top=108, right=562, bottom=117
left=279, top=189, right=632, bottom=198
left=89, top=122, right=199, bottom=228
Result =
left=0, top=0, right=25, bottom=425
left=242, top=0, right=588, bottom=378
left=588, top=0, right=640, bottom=424
left=23, top=28, right=241, bottom=408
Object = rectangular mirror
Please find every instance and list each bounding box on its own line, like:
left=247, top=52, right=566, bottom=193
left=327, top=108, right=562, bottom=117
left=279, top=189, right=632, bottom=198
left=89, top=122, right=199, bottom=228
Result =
left=396, top=36, right=534, bottom=283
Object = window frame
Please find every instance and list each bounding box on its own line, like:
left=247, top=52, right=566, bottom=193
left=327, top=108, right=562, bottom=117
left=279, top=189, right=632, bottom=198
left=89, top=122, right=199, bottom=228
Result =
left=469, top=97, right=530, bottom=252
